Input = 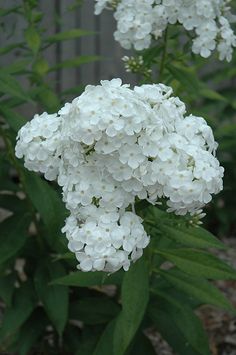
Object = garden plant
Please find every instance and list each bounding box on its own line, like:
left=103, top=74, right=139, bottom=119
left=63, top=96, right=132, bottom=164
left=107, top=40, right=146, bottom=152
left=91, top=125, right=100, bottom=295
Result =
left=0, top=0, right=236, bottom=354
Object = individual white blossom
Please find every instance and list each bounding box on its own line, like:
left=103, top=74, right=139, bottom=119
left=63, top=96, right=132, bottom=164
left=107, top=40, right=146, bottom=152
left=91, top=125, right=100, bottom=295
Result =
left=15, top=79, right=224, bottom=272
left=95, top=0, right=236, bottom=61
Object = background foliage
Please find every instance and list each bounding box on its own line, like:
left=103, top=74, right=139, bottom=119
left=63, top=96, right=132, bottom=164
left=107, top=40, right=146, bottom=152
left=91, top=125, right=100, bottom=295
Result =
left=0, top=1, right=236, bottom=354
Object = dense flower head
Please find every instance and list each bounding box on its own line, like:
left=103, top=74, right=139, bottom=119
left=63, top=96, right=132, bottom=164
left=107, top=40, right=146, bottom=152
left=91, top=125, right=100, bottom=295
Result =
left=15, top=79, right=224, bottom=272
left=94, top=0, right=236, bottom=61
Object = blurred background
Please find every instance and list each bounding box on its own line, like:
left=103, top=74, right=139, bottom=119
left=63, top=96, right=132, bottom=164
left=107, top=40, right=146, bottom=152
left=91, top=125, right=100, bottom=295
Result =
left=0, top=0, right=135, bottom=103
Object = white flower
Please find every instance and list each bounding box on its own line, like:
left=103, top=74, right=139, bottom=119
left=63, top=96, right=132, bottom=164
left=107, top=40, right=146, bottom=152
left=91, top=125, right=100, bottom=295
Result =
left=15, top=112, right=62, bottom=181
left=15, top=79, right=224, bottom=272
left=119, top=144, right=146, bottom=169
left=95, top=0, right=236, bottom=61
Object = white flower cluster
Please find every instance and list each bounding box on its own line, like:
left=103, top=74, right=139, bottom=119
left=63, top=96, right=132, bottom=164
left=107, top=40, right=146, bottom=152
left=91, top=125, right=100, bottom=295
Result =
left=15, top=79, right=224, bottom=272
left=94, top=0, right=236, bottom=61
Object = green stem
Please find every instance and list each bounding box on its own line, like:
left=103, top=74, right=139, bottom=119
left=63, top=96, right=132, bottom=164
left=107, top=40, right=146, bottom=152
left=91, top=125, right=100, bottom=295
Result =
left=159, top=27, right=169, bottom=82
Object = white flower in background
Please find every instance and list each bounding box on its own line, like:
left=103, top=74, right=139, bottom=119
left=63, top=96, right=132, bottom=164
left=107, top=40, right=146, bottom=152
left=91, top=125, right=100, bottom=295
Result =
left=94, top=0, right=236, bottom=61
left=15, top=79, right=224, bottom=272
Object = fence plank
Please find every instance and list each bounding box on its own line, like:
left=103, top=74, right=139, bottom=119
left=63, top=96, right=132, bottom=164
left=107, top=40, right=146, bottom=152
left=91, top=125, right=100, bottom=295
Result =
left=98, top=8, right=136, bottom=85
left=40, top=0, right=58, bottom=87
left=79, top=1, right=97, bottom=85
left=0, top=0, right=138, bottom=104
left=60, top=0, right=78, bottom=93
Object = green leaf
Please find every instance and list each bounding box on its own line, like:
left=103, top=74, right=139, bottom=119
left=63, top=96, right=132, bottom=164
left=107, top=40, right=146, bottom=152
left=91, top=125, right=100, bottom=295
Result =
left=152, top=277, right=202, bottom=310
left=4, top=60, right=30, bottom=75
left=149, top=292, right=210, bottom=355
left=200, top=88, right=227, bottom=102
left=0, top=194, right=27, bottom=214
left=49, top=56, right=101, bottom=71
left=0, top=42, right=23, bottom=55
left=35, top=85, right=60, bottom=112
left=93, top=320, right=116, bottom=355
left=0, top=97, right=25, bottom=110
left=160, top=268, right=236, bottom=314
left=0, top=72, right=30, bottom=101
left=0, top=273, right=15, bottom=307
left=33, top=57, right=49, bottom=76
left=53, top=252, right=75, bottom=261
left=0, top=214, right=30, bottom=265
left=0, top=281, right=36, bottom=343
left=157, top=223, right=227, bottom=250
left=167, top=63, right=200, bottom=94
left=143, top=44, right=163, bottom=65
left=17, top=310, right=47, bottom=355
left=0, top=6, right=21, bottom=17
left=47, top=29, right=94, bottom=42
left=0, top=154, right=18, bottom=191
left=25, top=26, right=41, bottom=54
left=216, top=123, right=236, bottom=137
left=69, top=297, right=120, bottom=325
left=64, top=325, right=82, bottom=353
left=130, top=332, right=156, bottom=355
left=156, top=248, right=236, bottom=280
left=0, top=105, right=27, bottom=132
left=76, top=329, right=101, bottom=355
left=23, top=171, right=67, bottom=250
left=34, top=261, right=68, bottom=336
left=52, top=270, right=123, bottom=287
left=114, top=258, right=149, bottom=355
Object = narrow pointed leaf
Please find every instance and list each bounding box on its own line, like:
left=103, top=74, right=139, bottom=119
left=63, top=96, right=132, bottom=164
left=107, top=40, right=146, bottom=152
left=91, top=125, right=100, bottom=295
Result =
left=23, top=171, right=67, bottom=250
left=0, top=42, right=23, bottom=55
left=167, top=63, right=200, bottom=93
left=160, top=268, right=236, bottom=314
left=76, top=329, right=101, bottom=355
left=158, top=223, right=227, bottom=250
left=0, top=72, right=30, bottom=101
left=0, top=105, right=27, bottom=131
left=114, top=258, right=149, bottom=355
left=49, top=56, right=100, bottom=71
left=47, top=29, right=94, bottom=42
left=156, top=248, right=236, bottom=280
left=0, top=273, right=15, bottom=307
left=18, top=310, right=47, bottom=355
left=69, top=297, right=120, bottom=324
left=0, top=281, right=36, bottom=342
left=0, top=214, right=30, bottom=265
left=52, top=270, right=123, bottom=287
left=130, top=332, right=156, bottom=355
left=149, top=292, right=210, bottom=355
left=34, top=261, right=68, bottom=336
left=93, top=320, right=116, bottom=355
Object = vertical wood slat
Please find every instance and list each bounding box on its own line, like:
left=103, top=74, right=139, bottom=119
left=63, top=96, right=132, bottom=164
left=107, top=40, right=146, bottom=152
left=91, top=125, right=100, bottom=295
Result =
left=0, top=1, right=24, bottom=66
left=60, top=0, right=78, bottom=93
left=0, top=0, right=137, bottom=101
left=79, top=1, right=97, bottom=85
left=39, top=0, right=58, bottom=87
left=98, top=9, right=135, bottom=84
left=78, top=2, right=137, bottom=86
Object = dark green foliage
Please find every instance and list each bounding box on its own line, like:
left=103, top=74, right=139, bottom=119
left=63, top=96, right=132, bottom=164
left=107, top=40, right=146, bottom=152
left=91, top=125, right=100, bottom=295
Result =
left=34, top=261, right=69, bottom=336
left=149, top=295, right=210, bottom=355
left=113, top=258, right=149, bottom=355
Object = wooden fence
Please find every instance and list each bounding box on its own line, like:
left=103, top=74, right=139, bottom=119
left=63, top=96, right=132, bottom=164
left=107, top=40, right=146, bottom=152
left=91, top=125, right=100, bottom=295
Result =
left=0, top=0, right=136, bottom=94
